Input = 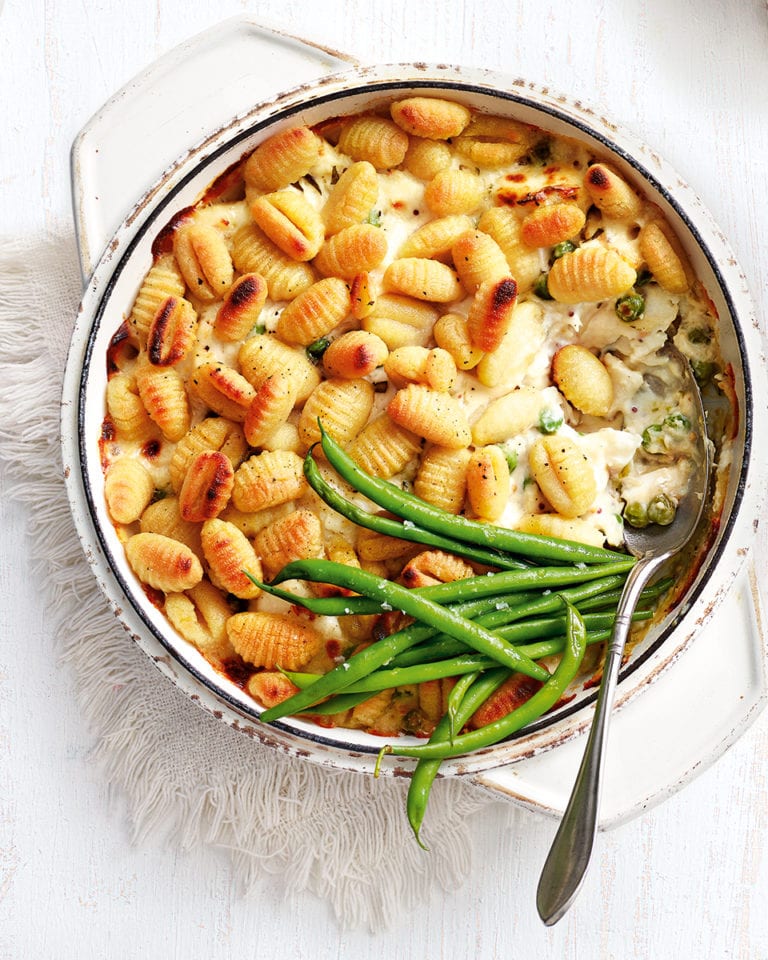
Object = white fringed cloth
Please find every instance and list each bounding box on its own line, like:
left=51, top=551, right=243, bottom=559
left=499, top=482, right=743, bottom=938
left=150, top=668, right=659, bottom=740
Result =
left=0, top=233, right=504, bottom=929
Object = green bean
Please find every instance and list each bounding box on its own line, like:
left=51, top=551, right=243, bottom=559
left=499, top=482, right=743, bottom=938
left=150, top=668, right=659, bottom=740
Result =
left=516, top=627, right=610, bottom=661
left=250, top=568, right=642, bottom=619
left=319, top=425, right=630, bottom=566
left=243, top=576, right=382, bottom=617
left=304, top=449, right=529, bottom=570
left=388, top=606, right=649, bottom=669
left=286, top=614, right=636, bottom=696
left=272, top=559, right=633, bottom=606
left=285, top=654, right=497, bottom=692
left=258, top=591, right=548, bottom=723
left=308, top=627, right=618, bottom=720
left=259, top=618, right=440, bottom=721
left=269, top=560, right=551, bottom=682
left=496, top=608, right=649, bottom=643
left=254, top=570, right=627, bottom=716
left=381, top=598, right=588, bottom=762
left=248, top=575, right=540, bottom=619
left=286, top=610, right=647, bottom=702
left=297, top=688, right=377, bottom=715
left=251, top=562, right=628, bottom=616
left=445, top=671, right=481, bottom=744
left=403, top=667, right=511, bottom=847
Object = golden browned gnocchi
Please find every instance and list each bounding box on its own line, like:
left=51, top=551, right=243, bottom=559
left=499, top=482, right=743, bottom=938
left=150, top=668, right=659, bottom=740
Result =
left=99, top=92, right=725, bottom=738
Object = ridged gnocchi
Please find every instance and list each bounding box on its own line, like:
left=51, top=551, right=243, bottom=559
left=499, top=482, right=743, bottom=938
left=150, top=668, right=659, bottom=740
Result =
left=298, top=377, right=375, bottom=450
left=201, top=518, right=263, bottom=599
left=232, top=449, right=306, bottom=512
left=127, top=254, right=186, bottom=345
left=231, top=224, right=316, bottom=301
left=214, top=273, right=268, bottom=342
left=173, top=223, right=233, bottom=301
left=337, top=115, right=409, bottom=169
left=254, top=509, right=323, bottom=578
left=322, top=330, right=388, bottom=379
left=467, top=277, right=519, bottom=352
left=466, top=445, right=510, bottom=521
left=124, top=532, right=203, bottom=593
left=250, top=189, right=325, bottom=262
left=243, top=371, right=299, bottom=447
left=178, top=451, right=235, bottom=522
left=322, top=161, right=379, bottom=235
left=238, top=333, right=321, bottom=404
left=191, top=361, right=256, bottom=422
left=584, top=163, right=643, bottom=222
left=529, top=435, right=598, bottom=518
left=547, top=246, right=636, bottom=304
left=347, top=413, right=422, bottom=478
left=243, top=125, right=321, bottom=191
left=276, top=277, right=350, bottom=346
left=134, top=360, right=190, bottom=442
left=169, top=417, right=247, bottom=493
left=165, top=581, right=235, bottom=663
left=388, top=383, right=471, bottom=449
left=390, top=96, right=471, bottom=140
left=227, top=611, right=323, bottom=671
left=383, top=257, right=464, bottom=303
left=105, top=458, right=155, bottom=524
left=424, top=167, right=484, bottom=216
left=414, top=445, right=471, bottom=514
left=314, top=224, right=388, bottom=279
left=552, top=345, right=614, bottom=417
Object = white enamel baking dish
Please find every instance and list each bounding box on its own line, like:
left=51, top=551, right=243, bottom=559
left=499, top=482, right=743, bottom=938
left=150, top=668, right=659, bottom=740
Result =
left=61, top=16, right=768, bottom=826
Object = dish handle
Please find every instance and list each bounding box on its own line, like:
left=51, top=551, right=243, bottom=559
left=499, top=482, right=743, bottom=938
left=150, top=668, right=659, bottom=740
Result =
left=470, top=546, right=768, bottom=828
left=70, top=16, right=357, bottom=283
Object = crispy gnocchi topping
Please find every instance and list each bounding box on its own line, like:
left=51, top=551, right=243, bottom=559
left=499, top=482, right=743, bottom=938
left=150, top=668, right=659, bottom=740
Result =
left=100, top=94, right=729, bottom=740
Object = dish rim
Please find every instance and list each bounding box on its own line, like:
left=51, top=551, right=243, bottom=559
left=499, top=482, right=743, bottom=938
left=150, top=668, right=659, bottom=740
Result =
left=63, top=68, right=758, bottom=773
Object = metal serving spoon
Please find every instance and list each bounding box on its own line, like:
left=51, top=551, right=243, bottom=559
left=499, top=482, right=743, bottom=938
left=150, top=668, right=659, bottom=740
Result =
left=536, top=346, right=711, bottom=926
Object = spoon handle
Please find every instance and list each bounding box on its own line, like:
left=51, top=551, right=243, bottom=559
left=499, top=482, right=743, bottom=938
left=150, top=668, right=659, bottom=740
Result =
left=536, top=555, right=665, bottom=926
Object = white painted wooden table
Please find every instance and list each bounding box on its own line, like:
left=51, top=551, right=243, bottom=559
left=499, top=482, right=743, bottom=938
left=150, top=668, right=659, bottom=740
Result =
left=2, top=0, right=767, bottom=956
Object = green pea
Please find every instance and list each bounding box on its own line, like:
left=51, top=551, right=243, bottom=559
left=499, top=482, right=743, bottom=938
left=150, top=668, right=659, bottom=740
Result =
left=641, top=423, right=664, bottom=451
left=534, top=272, right=553, bottom=300
left=502, top=447, right=519, bottom=471
left=538, top=409, right=563, bottom=435
left=306, top=337, right=331, bottom=362
left=551, top=240, right=576, bottom=260
left=663, top=413, right=691, bottom=432
left=624, top=502, right=649, bottom=528
left=686, top=326, right=712, bottom=345
left=691, top=359, right=717, bottom=385
left=634, top=269, right=653, bottom=287
left=615, top=292, right=645, bottom=322
left=531, top=139, right=552, bottom=165
left=647, top=493, right=676, bottom=526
